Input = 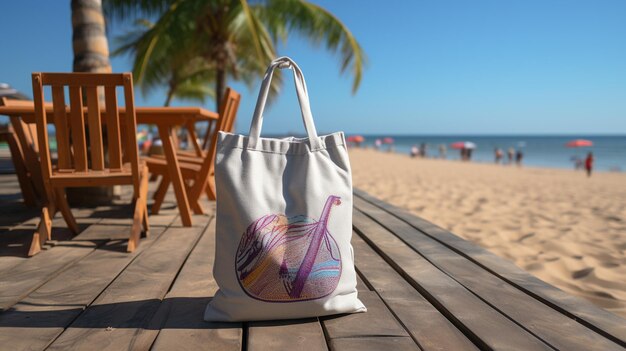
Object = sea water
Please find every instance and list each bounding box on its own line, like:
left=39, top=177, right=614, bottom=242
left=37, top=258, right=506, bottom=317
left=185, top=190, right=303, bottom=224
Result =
left=355, top=135, right=626, bottom=172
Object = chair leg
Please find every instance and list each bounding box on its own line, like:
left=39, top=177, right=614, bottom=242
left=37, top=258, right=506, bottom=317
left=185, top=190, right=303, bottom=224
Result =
left=207, top=175, right=217, bottom=201
left=187, top=181, right=204, bottom=215
left=54, top=187, right=79, bottom=234
left=6, top=134, right=38, bottom=207
left=142, top=203, right=150, bottom=238
left=128, top=200, right=143, bottom=253
left=151, top=176, right=170, bottom=214
left=30, top=204, right=54, bottom=256
left=128, top=166, right=150, bottom=252
left=152, top=175, right=168, bottom=200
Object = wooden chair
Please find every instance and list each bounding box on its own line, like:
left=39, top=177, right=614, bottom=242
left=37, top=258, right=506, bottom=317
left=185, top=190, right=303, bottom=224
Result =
left=31, top=72, right=149, bottom=256
left=1, top=124, right=39, bottom=206
left=146, top=88, right=240, bottom=216
left=0, top=98, right=48, bottom=206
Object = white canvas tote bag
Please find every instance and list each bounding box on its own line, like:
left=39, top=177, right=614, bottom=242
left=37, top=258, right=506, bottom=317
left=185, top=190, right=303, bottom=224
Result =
left=204, top=57, right=366, bottom=322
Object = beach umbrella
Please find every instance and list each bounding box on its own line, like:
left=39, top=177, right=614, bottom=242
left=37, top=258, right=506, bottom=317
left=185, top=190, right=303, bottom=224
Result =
left=382, top=137, right=394, bottom=144
left=0, top=83, right=29, bottom=100
left=566, top=139, right=593, bottom=148
left=450, top=142, right=465, bottom=150
left=346, top=135, right=364, bottom=143
left=451, top=141, right=476, bottom=149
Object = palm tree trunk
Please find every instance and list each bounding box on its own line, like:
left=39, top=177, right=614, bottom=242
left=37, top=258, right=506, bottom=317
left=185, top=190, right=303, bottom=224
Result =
left=164, top=89, right=175, bottom=107
left=68, top=0, right=114, bottom=205
left=71, top=0, right=111, bottom=73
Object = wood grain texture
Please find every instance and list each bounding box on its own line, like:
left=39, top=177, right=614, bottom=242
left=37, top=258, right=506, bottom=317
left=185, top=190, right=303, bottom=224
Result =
left=330, top=337, right=420, bottom=351
left=86, top=86, right=104, bottom=170
left=68, top=86, right=88, bottom=172
left=46, top=221, right=209, bottom=350
left=0, top=227, right=165, bottom=351
left=0, top=239, right=99, bottom=311
left=354, top=188, right=626, bottom=347
left=104, top=86, right=122, bottom=171
left=352, top=234, right=478, bottom=351
left=322, top=291, right=408, bottom=339
left=351, top=209, right=551, bottom=350
left=354, top=196, right=624, bottom=351
left=248, top=318, right=328, bottom=351
left=149, top=217, right=242, bottom=351
left=51, top=86, right=71, bottom=170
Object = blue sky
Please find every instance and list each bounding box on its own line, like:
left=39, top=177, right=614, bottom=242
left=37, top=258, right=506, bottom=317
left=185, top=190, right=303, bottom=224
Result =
left=1, top=0, right=625, bottom=135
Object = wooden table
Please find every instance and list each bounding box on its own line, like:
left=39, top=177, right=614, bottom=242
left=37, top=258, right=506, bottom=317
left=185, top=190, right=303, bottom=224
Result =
left=0, top=105, right=218, bottom=227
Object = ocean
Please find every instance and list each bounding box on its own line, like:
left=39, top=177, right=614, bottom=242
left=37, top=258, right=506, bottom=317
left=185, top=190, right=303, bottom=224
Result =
left=352, top=135, right=626, bottom=172
left=1, top=134, right=624, bottom=172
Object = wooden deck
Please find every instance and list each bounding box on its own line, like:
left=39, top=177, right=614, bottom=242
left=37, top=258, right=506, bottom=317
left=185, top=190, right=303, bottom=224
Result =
left=0, top=173, right=624, bottom=350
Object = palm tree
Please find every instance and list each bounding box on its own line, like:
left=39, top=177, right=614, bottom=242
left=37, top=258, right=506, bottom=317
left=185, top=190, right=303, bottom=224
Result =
left=70, top=0, right=115, bottom=204
left=103, top=0, right=365, bottom=111
left=114, top=18, right=215, bottom=106
left=72, top=0, right=112, bottom=73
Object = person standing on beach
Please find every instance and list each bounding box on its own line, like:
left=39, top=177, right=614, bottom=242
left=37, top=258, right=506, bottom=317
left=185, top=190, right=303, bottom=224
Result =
left=419, top=143, right=427, bottom=158
left=515, top=149, right=524, bottom=167
left=374, top=139, right=382, bottom=150
left=494, top=148, right=503, bottom=164
left=507, top=147, right=515, bottom=164
left=585, top=152, right=594, bottom=177
left=439, top=144, right=447, bottom=159
left=410, top=145, right=419, bottom=158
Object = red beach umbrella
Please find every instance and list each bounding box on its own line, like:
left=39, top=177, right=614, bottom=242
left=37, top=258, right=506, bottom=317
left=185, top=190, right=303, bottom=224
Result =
left=450, top=141, right=466, bottom=150
left=382, top=137, right=394, bottom=144
left=346, top=135, right=364, bottom=143
left=566, top=139, right=593, bottom=148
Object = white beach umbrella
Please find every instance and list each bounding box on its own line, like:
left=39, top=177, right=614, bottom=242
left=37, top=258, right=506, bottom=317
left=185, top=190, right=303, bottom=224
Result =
left=464, top=141, right=476, bottom=149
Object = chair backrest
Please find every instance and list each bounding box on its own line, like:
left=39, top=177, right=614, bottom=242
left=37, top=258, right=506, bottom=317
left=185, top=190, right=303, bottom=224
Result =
left=31, top=72, right=141, bottom=191
left=192, top=88, right=240, bottom=194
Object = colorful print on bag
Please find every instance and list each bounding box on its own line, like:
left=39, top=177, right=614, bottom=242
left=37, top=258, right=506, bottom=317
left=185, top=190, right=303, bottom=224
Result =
left=235, top=195, right=342, bottom=302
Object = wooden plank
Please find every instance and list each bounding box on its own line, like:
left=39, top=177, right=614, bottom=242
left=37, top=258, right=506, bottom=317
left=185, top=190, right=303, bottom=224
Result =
left=354, top=189, right=626, bottom=347
left=322, top=290, right=408, bottom=338
left=354, top=197, right=624, bottom=351
left=41, top=73, right=125, bottom=86
left=330, top=337, right=419, bottom=351
left=352, top=234, right=478, bottom=351
left=121, top=73, right=141, bottom=193
left=3, top=128, right=37, bottom=205
left=104, top=86, right=122, bottom=170
left=45, top=217, right=210, bottom=350
left=0, top=226, right=39, bottom=272
left=148, top=216, right=242, bottom=351
left=86, top=86, right=104, bottom=171
left=68, top=86, right=87, bottom=172
left=0, top=227, right=166, bottom=351
left=248, top=319, right=328, bottom=351
left=351, top=209, right=551, bottom=350
left=52, top=85, right=71, bottom=169
left=355, top=271, right=370, bottom=292
left=31, top=73, right=53, bottom=201
left=0, top=239, right=99, bottom=311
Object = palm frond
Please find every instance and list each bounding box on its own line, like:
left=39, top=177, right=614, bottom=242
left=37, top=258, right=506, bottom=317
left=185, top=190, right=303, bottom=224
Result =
left=261, top=0, right=367, bottom=93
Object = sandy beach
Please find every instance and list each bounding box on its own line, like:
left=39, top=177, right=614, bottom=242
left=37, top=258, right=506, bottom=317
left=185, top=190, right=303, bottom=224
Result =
left=349, top=148, right=626, bottom=318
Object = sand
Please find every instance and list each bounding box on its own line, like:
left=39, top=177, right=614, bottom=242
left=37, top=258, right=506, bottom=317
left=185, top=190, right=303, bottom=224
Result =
left=349, top=148, right=626, bottom=318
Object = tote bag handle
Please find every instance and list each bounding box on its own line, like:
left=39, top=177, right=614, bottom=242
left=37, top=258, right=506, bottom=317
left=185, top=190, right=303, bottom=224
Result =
left=248, top=57, right=323, bottom=150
